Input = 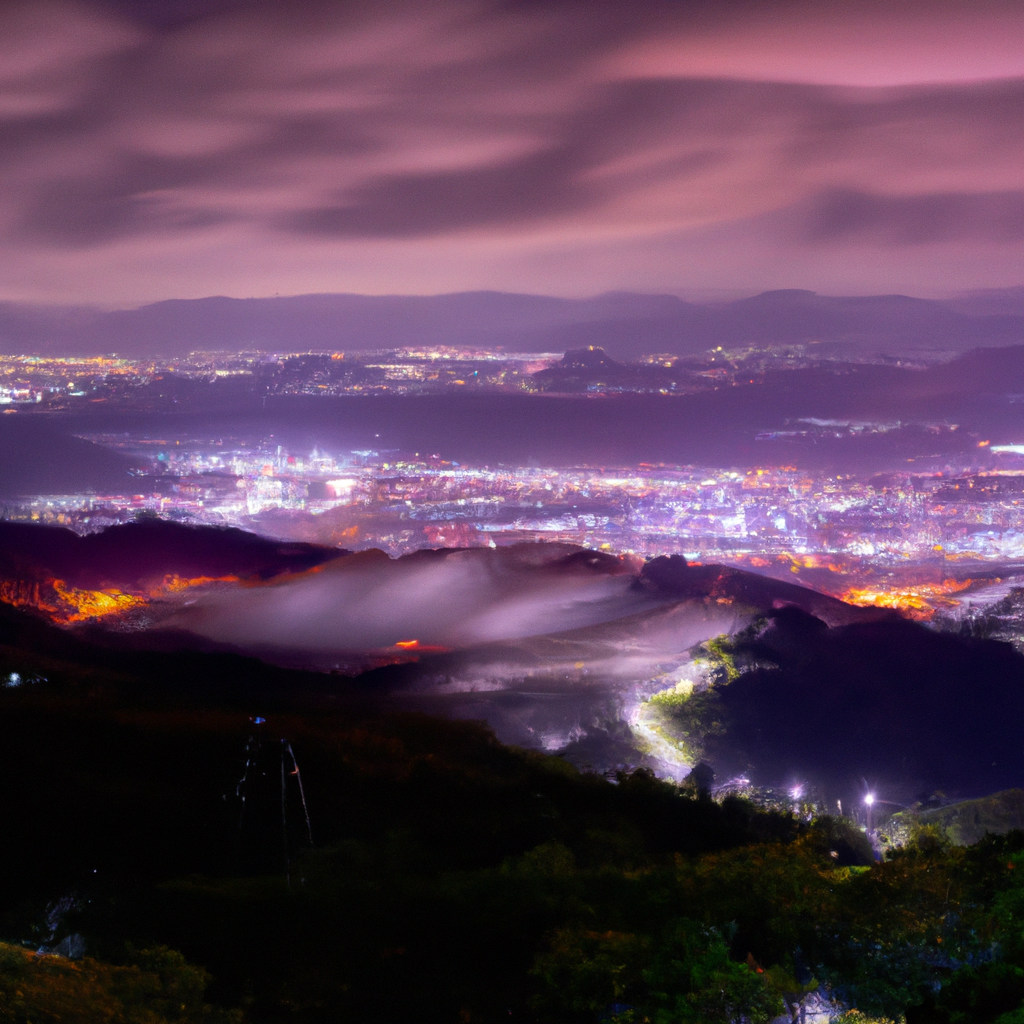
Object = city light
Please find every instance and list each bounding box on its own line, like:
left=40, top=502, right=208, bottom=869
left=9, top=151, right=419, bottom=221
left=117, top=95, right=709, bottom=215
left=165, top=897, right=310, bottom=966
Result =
left=9, top=424, right=1024, bottom=599
left=6, top=345, right=1024, bottom=617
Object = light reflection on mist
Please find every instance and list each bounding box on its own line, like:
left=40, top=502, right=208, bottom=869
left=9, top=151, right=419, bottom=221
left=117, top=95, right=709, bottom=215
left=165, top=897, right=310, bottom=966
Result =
left=151, top=543, right=753, bottom=773
left=371, top=582, right=745, bottom=775
left=163, top=545, right=660, bottom=655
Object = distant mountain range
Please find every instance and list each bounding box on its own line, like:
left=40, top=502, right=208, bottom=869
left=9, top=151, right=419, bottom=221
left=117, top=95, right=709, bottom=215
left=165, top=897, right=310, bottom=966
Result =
left=1, top=287, right=1022, bottom=359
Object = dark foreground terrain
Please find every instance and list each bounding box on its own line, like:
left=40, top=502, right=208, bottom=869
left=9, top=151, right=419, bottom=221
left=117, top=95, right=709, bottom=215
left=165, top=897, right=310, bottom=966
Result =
left=689, top=605, right=1024, bottom=803
left=3, top=594, right=1024, bottom=1024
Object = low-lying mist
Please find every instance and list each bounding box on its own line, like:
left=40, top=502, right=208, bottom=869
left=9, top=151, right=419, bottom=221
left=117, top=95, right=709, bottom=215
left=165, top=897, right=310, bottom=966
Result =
left=5, top=518, right=1019, bottom=807
left=161, top=545, right=658, bottom=656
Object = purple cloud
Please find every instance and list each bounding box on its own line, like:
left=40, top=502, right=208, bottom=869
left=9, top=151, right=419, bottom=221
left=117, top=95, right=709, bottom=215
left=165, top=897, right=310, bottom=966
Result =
left=0, top=0, right=1021, bottom=300
left=797, top=189, right=1024, bottom=245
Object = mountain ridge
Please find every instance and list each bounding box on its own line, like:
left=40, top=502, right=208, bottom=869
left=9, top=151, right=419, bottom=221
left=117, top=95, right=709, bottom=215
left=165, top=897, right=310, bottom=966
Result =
left=1, top=287, right=1021, bottom=359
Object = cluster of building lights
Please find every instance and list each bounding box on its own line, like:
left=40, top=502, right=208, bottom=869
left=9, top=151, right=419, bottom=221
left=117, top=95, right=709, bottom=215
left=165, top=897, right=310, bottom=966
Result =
left=3, top=435, right=1024, bottom=623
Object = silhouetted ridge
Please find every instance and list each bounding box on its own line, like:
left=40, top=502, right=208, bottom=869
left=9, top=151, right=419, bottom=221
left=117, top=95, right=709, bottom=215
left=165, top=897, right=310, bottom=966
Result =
left=0, top=519, right=343, bottom=591
left=2, top=287, right=1022, bottom=358
left=635, top=554, right=690, bottom=595
left=703, top=608, right=1024, bottom=799
left=560, top=346, right=620, bottom=371
left=637, top=557, right=882, bottom=625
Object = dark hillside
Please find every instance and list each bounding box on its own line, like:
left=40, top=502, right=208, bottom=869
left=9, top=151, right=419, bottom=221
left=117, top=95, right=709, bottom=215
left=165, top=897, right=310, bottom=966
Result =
left=701, top=607, right=1024, bottom=801
left=0, top=603, right=798, bottom=1022
left=0, top=518, right=342, bottom=591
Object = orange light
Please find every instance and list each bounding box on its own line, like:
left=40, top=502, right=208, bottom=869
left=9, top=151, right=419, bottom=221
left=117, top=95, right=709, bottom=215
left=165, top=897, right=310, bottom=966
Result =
left=395, top=639, right=419, bottom=649
left=0, top=571, right=247, bottom=626
left=155, top=573, right=239, bottom=594
left=841, top=578, right=974, bottom=620
left=0, top=580, right=60, bottom=616
left=49, top=580, right=144, bottom=623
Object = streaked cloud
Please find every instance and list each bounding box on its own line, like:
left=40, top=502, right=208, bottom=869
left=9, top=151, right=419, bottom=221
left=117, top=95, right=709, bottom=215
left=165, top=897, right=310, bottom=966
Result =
left=0, top=0, right=1021, bottom=301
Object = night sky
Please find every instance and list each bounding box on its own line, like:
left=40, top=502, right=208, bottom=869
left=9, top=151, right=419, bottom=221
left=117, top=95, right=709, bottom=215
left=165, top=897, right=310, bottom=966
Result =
left=1, top=0, right=1022, bottom=304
